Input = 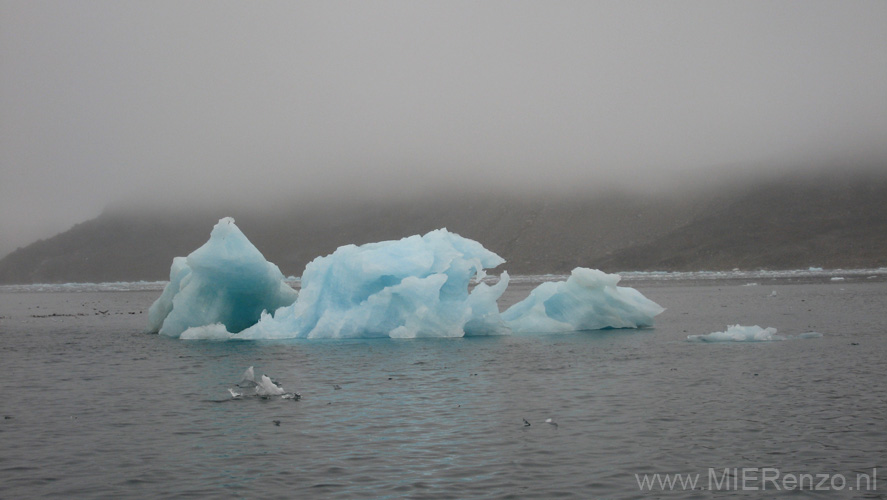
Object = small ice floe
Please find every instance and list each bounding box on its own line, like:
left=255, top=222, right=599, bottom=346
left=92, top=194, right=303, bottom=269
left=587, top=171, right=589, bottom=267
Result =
left=688, top=325, right=782, bottom=342
left=769, top=290, right=777, bottom=297
left=256, top=375, right=285, bottom=396
left=230, top=366, right=300, bottom=400
left=830, top=277, right=845, bottom=281
left=237, top=366, right=258, bottom=387
left=688, top=326, right=824, bottom=343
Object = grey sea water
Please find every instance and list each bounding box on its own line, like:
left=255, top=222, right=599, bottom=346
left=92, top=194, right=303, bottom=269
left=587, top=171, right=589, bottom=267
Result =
left=1, top=273, right=885, bottom=499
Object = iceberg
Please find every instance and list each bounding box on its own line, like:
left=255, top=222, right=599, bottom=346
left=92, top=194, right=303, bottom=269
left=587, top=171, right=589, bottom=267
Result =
left=151, top=219, right=665, bottom=340
left=223, top=229, right=510, bottom=339
left=147, top=218, right=298, bottom=338
left=502, top=267, right=664, bottom=333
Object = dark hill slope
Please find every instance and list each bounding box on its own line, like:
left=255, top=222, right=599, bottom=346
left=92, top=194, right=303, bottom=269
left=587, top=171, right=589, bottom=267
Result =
left=0, top=171, right=884, bottom=284
left=596, top=173, right=887, bottom=270
left=0, top=213, right=221, bottom=284
left=0, top=191, right=708, bottom=283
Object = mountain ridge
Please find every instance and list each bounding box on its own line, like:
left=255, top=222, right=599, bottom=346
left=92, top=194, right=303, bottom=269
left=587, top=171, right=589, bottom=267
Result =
left=1, top=170, right=885, bottom=284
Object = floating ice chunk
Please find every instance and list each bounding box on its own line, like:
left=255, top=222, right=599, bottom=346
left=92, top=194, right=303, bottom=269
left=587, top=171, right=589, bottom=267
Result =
left=688, top=325, right=783, bottom=342
left=501, top=267, right=664, bottom=333
left=228, top=366, right=299, bottom=399
left=230, top=229, right=508, bottom=339
left=147, top=218, right=298, bottom=338
left=238, top=366, right=257, bottom=387
left=688, top=326, right=824, bottom=342
left=256, top=375, right=285, bottom=396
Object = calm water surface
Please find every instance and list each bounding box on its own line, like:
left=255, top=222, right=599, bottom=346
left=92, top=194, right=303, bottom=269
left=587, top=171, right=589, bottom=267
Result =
left=1, top=275, right=885, bottom=499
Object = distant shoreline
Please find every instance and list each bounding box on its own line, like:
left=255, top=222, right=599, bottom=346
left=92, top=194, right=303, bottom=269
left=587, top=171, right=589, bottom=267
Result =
left=2, top=267, right=886, bottom=291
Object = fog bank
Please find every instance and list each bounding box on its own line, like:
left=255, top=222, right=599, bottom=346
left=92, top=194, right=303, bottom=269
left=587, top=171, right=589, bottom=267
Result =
left=2, top=1, right=885, bottom=257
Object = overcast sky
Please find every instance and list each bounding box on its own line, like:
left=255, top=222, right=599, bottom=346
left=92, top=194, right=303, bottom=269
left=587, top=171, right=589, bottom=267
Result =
left=2, top=1, right=885, bottom=258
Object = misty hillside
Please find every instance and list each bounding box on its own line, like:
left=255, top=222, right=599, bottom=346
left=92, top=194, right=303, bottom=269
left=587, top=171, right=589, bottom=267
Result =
left=1, top=171, right=885, bottom=284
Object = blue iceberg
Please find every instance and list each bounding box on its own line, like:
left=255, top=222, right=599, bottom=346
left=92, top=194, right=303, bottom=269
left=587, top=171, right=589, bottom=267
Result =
left=148, top=218, right=298, bottom=338
left=209, top=229, right=510, bottom=340
left=152, top=219, right=664, bottom=340
left=502, top=267, right=665, bottom=333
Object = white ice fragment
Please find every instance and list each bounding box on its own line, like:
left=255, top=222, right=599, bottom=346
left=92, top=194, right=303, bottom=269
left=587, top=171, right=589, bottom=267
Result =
left=688, top=325, right=783, bottom=342
left=238, top=366, right=257, bottom=387
left=147, top=218, right=298, bottom=338
left=688, top=326, right=824, bottom=342
left=256, top=374, right=285, bottom=396
left=228, top=367, right=299, bottom=399
left=501, top=267, right=664, bottom=333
